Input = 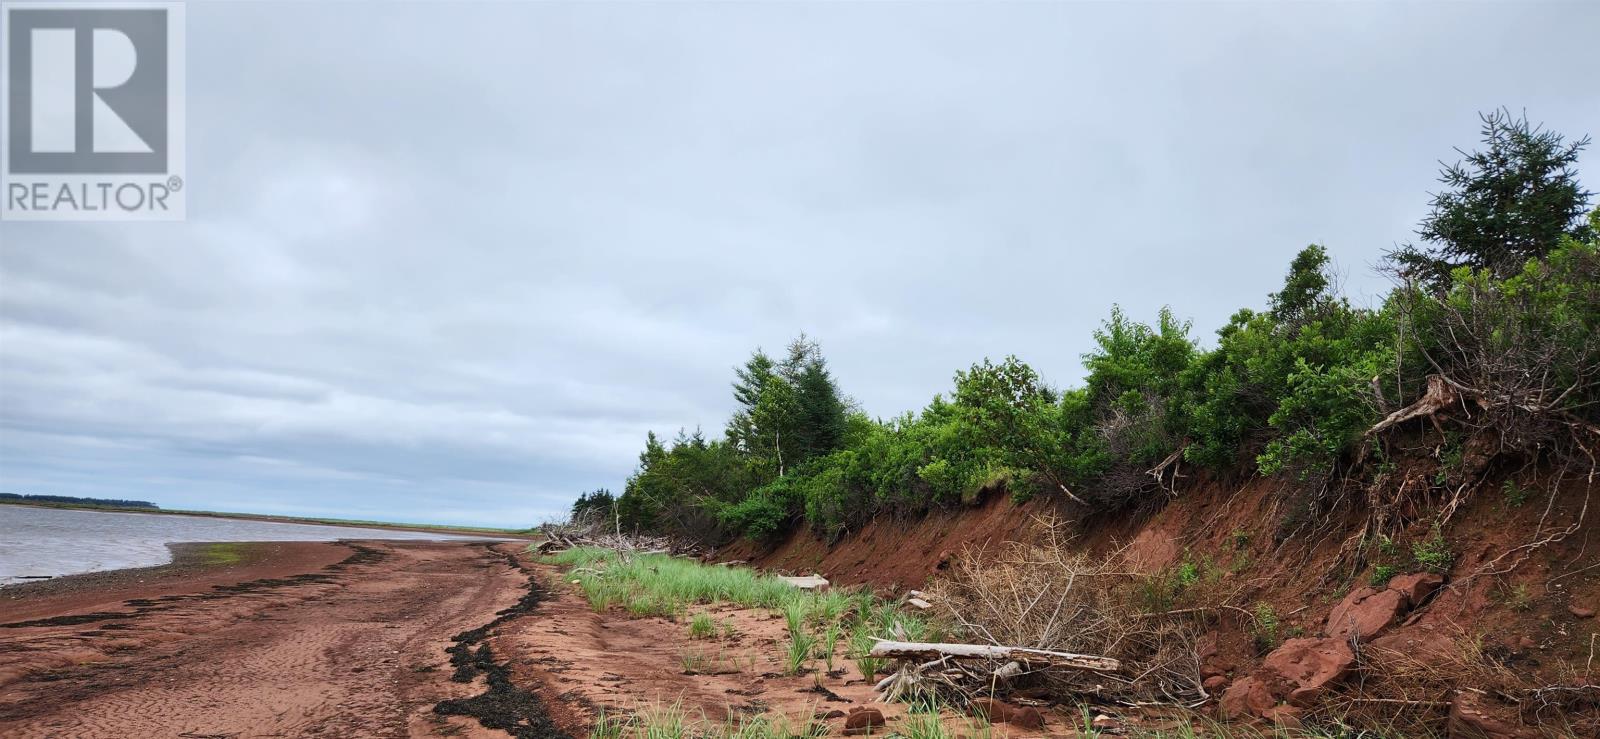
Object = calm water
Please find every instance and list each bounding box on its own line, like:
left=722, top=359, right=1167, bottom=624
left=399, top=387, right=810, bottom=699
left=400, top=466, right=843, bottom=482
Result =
left=0, top=505, right=490, bottom=586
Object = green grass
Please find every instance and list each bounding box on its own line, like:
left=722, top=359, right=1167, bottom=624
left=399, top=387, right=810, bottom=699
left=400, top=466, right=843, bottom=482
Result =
left=818, top=620, right=843, bottom=671
left=197, top=542, right=247, bottom=565
left=847, top=628, right=885, bottom=680
left=785, top=631, right=816, bottom=675
left=545, top=547, right=800, bottom=615
left=543, top=547, right=933, bottom=634
left=782, top=597, right=810, bottom=636
left=688, top=612, right=716, bottom=639
left=589, top=702, right=824, bottom=739
left=546, top=546, right=932, bottom=686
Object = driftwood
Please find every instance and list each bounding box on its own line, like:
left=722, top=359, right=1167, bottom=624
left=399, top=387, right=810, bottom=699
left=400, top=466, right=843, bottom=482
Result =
left=778, top=574, right=830, bottom=590
left=869, top=640, right=1120, bottom=672
left=535, top=522, right=700, bottom=558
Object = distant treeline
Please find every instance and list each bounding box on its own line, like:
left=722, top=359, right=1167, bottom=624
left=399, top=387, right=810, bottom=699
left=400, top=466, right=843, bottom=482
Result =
left=0, top=493, right=159, bottom=509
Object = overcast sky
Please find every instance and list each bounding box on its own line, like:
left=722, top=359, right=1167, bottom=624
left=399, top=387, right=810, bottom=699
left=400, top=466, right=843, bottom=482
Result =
left=1, top=2, right=1597, bottom=527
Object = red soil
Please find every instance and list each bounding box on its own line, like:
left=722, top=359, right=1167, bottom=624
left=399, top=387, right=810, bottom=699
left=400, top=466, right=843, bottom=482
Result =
left=0, top=540, right=531, bottom=738
left=720, top=491, right=1049, bottom=591
left=723, top=462, right=1600, bottom=733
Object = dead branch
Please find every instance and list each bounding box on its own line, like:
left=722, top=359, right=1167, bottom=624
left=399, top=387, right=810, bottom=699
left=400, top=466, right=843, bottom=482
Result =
left=869, top=640, right=1121, bottom=672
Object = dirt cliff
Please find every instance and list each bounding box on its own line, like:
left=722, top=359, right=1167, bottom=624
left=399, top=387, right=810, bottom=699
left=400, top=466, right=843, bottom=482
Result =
left=723, top=459, right=1600, bottom=736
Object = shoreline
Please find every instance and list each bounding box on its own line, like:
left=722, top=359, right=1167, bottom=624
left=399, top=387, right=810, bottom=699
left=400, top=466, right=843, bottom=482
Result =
left=0, top=538, right=544, bottom=736
left=0, top=540, right=356, bottom=623
left=0, top=500, right=538, bottom=539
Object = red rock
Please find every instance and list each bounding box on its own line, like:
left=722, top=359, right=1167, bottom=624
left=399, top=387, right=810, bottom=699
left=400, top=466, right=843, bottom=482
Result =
left=1366, top=629, right=1458, bottom=671
left=1387, top=572, right=1444, bottom=604
left=1261, top=705, right=1305, bottom=729
left=1218, top=676, right=1275, bottom=719
left=1327, top=587, right=1408, bottom=640
left=844, top=707, right=885, bottom=734
left=1266, top=637, right=1357, bottom=707
left=967, top=698, right=1046, bottom=729
left=818, top=710, right=846, bottom=720
left=1447, top=691, right=1540, bottom=739
left=1222, top=637, right=1356, bottom=720
left=1007, top=707, right=1045, bottom=729
left=968, top=698, right=1010, bottom=722
left=1202, top=675, right=1229, bottom=692
left=1568, top=603, right=1595, bottom=619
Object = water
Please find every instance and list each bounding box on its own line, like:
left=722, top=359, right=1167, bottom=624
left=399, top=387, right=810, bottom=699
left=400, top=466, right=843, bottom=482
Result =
left=0, top=505, right=493, bottom=586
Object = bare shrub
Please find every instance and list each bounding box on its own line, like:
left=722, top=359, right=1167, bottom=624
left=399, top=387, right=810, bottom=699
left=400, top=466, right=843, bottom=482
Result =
left=922, top=516, right=1203, bottom=704
left=1092, top=393, right=1182, bottom=509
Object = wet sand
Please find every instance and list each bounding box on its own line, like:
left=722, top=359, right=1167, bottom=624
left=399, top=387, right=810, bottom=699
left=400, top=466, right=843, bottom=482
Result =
left=0, top=539, right=550, bottom=738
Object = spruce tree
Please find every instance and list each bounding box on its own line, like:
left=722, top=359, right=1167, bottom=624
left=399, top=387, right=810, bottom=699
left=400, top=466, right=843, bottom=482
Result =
left=1390, top=110, right=1592, bottom=285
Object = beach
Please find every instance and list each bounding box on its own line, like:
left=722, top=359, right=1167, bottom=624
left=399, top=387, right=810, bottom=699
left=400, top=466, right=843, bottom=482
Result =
left=0, top=538, right=545, bottom=738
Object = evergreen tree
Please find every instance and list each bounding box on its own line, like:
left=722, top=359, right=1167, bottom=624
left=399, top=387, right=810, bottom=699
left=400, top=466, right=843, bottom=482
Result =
left=570, top=488, right=616, bottom=523
left=785, top=336, right=848, bottom=461
left=1390, top=110, right=1592, bottom=285
left=1270, top=245, right=1335, bottom=326
left=726, top=350, right=775, bottom=453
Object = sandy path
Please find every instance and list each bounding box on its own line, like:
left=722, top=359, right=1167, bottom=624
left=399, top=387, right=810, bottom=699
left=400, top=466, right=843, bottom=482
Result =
left=0, top=540, right=537, bottom=739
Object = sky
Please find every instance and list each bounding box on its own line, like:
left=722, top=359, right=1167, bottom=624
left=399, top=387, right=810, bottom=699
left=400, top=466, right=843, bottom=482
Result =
left=1, top=2, right=1597, bottom=528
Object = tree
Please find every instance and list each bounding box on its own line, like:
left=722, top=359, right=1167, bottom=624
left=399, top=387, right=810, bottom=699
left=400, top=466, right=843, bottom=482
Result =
left=726, top=350, right=776, bottom=454
left=1270, top=245, right=1336, bottom=326
left=786, top=337, right=848, bottom=461
left=570, top=489, right=616, bottom=524
left=1390, top=110, right=1593, bottom=285
left=726, top=335, right=849, bottom=479
left=953, top=356, right=1088, bottom=504
left=750, top=370, right=802, bottom=476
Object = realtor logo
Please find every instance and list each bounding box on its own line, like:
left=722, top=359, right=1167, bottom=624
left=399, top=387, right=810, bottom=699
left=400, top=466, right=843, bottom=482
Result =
left=2, top=1, right=185, bottom=220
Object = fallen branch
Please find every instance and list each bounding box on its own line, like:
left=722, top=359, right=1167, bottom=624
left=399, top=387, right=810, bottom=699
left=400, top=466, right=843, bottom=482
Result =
left=870, top=640, right=1120, bottom=672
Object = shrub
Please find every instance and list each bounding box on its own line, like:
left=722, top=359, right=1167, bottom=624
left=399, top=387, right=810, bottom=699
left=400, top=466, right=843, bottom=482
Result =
left=1412, top=526, right=1455, bottom=574
left=1503, top=480, right=1530, bottom=508
left=924, top=517, right=1202, bottom=702
left=1392, top=228, right=1600, bottom=470
left=1251, top=602, right=1282, bottom=653
left=716, top=491, right=791, bottom=543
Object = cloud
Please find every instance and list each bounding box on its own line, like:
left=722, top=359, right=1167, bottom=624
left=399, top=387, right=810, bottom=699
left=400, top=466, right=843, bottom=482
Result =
left=2, top=2, right=1597, bottom=526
